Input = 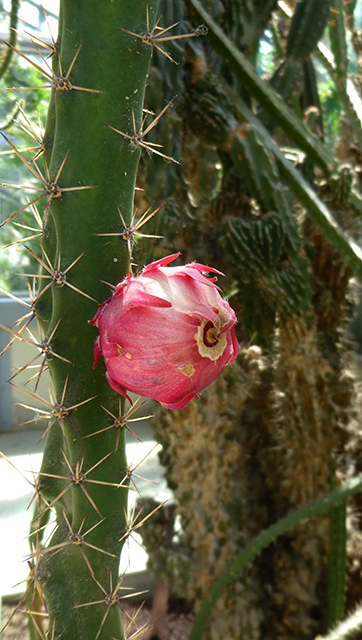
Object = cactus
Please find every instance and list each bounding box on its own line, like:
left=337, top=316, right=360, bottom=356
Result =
left=1, top=2, right=163, bottom=639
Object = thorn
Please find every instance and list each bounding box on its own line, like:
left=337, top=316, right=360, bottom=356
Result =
left=3, top=318, right=71, bottom=391
left=119, top=500, right=167, bottom=545
left=21, top=246, right=97, bottom=302
left=73, top=571, right=148, bottom=640
left=30, top=511, right=117, bottom=578
left=36, top=450, right=131, bottom=521
left=120, top=2, right=207, bottom=64
left=104, top=98, right=180, bottom=164
left=119, top=443, right=160, bottom=492
left=9, top=379, right=95, bottom=441
left=4, top=39, right=104, bottom=94
left=94, top=205, right=163, bottom=265
left=0, top=137, right=96, bottom=229
left=84, top=397, right=151, bottom=452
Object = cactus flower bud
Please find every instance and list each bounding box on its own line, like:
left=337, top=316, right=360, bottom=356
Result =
left=90, top=253, right=238, bottom=410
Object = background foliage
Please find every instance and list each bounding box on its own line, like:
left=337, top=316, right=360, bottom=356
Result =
left=132, top=1, right=362, bottom=638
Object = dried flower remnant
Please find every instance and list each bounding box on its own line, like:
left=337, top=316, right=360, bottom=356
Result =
left=91, top=253, right=238, bottom=410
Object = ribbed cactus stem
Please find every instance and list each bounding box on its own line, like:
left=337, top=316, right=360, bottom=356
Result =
left=31, top=2, right=159, bottom=639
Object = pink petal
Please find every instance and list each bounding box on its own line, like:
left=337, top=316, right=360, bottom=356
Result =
left=162, top=392, right=200, bottom=410
left=93, top=337, right=101, bottom=368
left=189, top=262, right=225, bottom=277
left=103, top=306, right=200, bottom=364
left=142, top=253, right=180, bottom=273
left=128, top=290, right=172, bottom=309
left=106, top=373, right=132, bottom=404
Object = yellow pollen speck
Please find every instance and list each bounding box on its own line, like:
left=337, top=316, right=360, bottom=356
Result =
left=117, top=345, right=123, bottom=356
left=125, top=352, right=132, bottom=360
left=179, top=364, right=196, bottom=377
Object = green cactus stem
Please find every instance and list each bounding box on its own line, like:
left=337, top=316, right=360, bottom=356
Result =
left=0, top=0, right=19, bottom=78
left=0, top=1, right=162, bottom=639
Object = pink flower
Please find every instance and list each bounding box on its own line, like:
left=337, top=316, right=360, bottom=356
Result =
left=90, top=253, right=238, bottom=410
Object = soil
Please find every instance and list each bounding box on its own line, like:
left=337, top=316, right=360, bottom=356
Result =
left=1, top=598, right=195, bottom=640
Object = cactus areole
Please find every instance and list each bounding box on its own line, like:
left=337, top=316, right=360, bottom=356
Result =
left=91, top=254, right=238, bottom=409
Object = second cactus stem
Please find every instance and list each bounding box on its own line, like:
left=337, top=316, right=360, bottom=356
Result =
left=30, top=2, right=159, bottom=639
